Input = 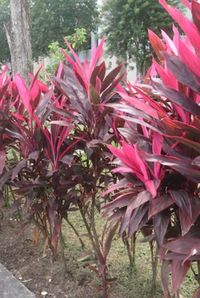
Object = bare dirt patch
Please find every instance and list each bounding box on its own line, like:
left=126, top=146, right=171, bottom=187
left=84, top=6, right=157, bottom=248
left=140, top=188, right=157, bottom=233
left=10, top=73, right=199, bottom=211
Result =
left=0, top=213, right=99, bottom=298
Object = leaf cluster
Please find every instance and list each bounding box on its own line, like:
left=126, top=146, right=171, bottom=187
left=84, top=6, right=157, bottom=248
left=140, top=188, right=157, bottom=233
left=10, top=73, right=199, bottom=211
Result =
left=104, top=0, right=200, bottom=296
left=0, top=40, right=123, bottom=294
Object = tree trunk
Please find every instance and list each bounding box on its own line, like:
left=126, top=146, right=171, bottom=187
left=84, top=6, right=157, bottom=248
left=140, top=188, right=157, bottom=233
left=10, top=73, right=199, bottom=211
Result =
left=6, top=0, right=32, bottom=81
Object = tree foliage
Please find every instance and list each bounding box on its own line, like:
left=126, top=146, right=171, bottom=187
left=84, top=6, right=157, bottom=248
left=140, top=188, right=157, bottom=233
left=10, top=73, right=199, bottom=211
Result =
left=101, top=0, right=182, bottom=74
left=0, top=0, right=98, bottom=62
left=31, top=0, right=98, bottom=58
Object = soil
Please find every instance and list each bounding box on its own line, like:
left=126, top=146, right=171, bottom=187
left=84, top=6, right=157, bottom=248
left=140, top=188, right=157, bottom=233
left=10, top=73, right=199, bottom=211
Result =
left=0, top=211, right=101, bottom=298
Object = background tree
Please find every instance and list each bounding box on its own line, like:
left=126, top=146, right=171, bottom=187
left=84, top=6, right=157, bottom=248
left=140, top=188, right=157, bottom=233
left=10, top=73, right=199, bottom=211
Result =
left=0, top=0, right=10, bottom=64
left=31, top=0, right=98, bottom=58
left=0, top=0, right=98, bottom=62
left=101, top=0, right=182, bottom=74
left=6, top=0, right=32, bottom=80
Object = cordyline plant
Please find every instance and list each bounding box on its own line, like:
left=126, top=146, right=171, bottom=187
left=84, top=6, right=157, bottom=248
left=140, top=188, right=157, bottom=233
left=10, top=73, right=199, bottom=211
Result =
left=102, top=0, right=200, bottom=297
left=0, top=65, right=73, bottom=255
left=0, top=39, right=124, bottom=297
left=54, top=39, right=124, bottom=296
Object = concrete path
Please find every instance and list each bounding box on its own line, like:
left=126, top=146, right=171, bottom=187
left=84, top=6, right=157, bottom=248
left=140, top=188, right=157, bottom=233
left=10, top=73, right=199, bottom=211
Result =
left=0, top=263, right=35, bottom=298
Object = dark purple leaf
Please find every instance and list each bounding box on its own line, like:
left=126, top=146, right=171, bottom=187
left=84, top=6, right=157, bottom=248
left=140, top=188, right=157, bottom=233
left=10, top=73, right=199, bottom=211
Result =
left=90, top=62, right=105, bottom=86
left=101, top=64, right=122, bottom=92
left=148, top=194, right=174, bottom=218
left=171, top=260, right=190, bottom=293
left=120, top=191, right=151, bottom=233
left=193, top=287, right=200, bottom=298
left=11, top=159, right=26, bottom=181
left=192, top=0, right=200, bottom=33
left=164, top=235, right=200, bottom=256
left=144, top=153, right=200, bottom=183
left=154, top=211, right=170, bottom=245
left=103, top=191, right=136, bottom=216
left=153, top=81, right=200, bottom=116
left=106, top=103, right=150, bottom=119
left=164, top=252, right=200, bottom=261
left=0, top=190, right=4, bottom=208
left=161, top=260, right=171, bottom=298
left=102, top=73, right=125, bottom=101
left=169, top=190, right=192, bottom=219
left=127, top=203, right=149, bottom=236
left=103, top=222, right=119, bottom=258
left=0, top=171, right=10, bottom=190
left=166, top=54, right=200, bottom=93
left=0, top=151, right=6, bottom=175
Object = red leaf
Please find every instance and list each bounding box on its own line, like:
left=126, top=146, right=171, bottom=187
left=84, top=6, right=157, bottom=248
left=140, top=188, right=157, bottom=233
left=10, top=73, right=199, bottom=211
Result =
left=148, top=29, right=166, bottom=61
left=181, top=0, right=191, bottom=9
left=14, top=75, right=31, bottom=116
left=152, top=132, right=163, bottom=178
left=153, top=59, right=176, bottom=89
left=89, top=38, right=105, bottom=76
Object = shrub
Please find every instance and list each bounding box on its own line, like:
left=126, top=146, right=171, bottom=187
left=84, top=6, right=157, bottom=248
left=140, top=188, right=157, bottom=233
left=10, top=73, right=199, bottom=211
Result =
left=104, top=0, right=200, bottom=296
left=0, top=39, right=123, bottom=297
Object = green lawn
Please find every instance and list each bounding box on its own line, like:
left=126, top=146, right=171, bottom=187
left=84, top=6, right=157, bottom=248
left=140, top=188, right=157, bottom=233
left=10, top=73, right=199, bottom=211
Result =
left=61, top=211, right=198, bottom=298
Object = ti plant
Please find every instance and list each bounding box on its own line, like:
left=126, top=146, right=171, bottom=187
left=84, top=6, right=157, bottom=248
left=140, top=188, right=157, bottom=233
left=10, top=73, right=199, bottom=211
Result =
left=55, top=39, right=124, bottom=297
left=0, top=39, right=123, bottom=297
left=103, top=0, right=200, bottom=297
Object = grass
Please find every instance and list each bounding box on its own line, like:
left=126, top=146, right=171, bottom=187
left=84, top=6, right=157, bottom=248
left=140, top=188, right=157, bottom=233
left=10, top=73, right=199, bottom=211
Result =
left=61, top=211, right=198, bottom=298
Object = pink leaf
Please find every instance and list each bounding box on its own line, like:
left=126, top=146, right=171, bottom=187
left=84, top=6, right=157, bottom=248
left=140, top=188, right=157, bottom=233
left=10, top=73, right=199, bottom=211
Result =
left=159, top=0, right=200, bottom=53
left=89, top=38, right=105, bottom=75
left=14, top=75, right=31, bottom=116
left=181, top=0, right=191, bottom=9
left=118, top=92, right=159, bottom=119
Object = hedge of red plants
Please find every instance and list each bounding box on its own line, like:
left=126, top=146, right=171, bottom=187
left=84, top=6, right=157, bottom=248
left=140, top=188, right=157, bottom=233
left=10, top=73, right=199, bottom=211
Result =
left=1, top=0, right=200, bottom=297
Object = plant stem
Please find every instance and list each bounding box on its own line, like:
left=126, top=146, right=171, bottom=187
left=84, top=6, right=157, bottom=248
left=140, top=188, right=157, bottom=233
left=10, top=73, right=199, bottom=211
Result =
left=64, top=215, right=85, bottom=249
left=151, top=241, right=158, bottom=291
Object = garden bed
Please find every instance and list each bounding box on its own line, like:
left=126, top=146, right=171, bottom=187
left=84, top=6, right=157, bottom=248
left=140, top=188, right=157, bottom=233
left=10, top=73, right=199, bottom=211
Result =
left=0, top=210, right=197, bottom=298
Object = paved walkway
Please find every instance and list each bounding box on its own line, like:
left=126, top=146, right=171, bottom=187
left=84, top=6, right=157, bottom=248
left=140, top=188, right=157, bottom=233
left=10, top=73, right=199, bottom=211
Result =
left=0, top=263, right=35, bottom=298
